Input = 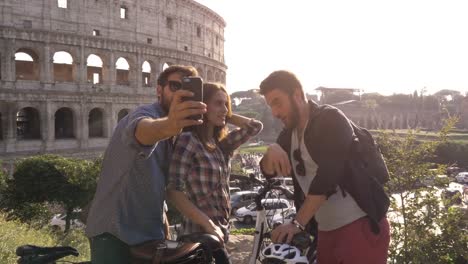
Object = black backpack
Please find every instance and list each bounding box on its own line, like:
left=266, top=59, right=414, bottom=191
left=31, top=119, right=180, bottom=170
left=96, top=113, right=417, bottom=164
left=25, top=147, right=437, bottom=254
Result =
left=343, top=121, right=390, bottom=234
left=348, top=122, right=390, bottom=185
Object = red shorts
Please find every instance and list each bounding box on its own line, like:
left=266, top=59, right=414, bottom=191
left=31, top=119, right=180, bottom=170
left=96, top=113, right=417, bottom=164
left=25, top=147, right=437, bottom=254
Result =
left=317, top=217, right=390, bottom=264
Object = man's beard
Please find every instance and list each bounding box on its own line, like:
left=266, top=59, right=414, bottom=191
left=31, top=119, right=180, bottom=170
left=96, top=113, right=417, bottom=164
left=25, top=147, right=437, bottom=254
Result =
left=160, top=92, right=170, bottom=113
left=285, top=96, right=300, bottom=129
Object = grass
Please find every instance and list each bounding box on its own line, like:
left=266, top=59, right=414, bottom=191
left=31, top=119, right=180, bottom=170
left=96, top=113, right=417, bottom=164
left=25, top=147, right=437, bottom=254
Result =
left=0, top=213, right=90, bottom=263
left=230, top=228, right=256, bottom=235
left=239, top=145, right=268, bottom=154
left=371, top=129, right=468, bottom=143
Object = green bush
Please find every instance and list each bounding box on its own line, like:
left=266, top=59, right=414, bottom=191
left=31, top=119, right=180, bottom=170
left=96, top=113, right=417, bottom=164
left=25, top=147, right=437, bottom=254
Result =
left=1, top=155, right=100, bottom=231
left=435, top=141, right=468, bottom=168
left=378, top=118, right=468, bottom=263
left=0, top=214, right=90, bottom=263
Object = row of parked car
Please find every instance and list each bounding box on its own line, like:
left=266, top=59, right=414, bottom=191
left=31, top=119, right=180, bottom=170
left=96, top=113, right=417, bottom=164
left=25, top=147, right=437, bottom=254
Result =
left=229, top=177, right=295, bottom=225
left=455, top=171, right=468, bottom=184
left=234, top=198, right=295, bottom=225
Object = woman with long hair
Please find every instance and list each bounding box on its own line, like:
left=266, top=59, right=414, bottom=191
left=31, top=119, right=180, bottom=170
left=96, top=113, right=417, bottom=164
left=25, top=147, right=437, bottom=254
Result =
left=167, top=82, right=263, bottom=263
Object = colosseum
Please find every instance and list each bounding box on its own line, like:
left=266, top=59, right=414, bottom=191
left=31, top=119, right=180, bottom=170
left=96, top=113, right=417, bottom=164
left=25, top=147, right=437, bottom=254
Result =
left=0, top=0, right=226, bottom=170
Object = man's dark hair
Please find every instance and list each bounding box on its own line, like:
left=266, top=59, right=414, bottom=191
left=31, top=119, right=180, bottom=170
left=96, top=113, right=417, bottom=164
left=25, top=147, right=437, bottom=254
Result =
left=259, top=70, right=304, bottom=97
left=157, top=65, right=198, bottom=86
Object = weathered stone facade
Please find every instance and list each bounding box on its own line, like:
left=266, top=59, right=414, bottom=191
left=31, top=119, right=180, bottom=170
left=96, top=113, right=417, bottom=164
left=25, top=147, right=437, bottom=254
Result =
left=0, top=0, right=226, bottom=167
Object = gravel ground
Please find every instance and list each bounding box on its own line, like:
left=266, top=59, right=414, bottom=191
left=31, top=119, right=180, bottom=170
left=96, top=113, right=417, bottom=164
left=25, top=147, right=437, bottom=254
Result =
left=226, top=235, right=254, bottom=264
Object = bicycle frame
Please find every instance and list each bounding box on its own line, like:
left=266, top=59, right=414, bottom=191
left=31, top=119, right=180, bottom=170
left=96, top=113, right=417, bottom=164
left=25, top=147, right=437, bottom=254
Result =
left=249, top=203, right=267, bottom=264
left=248, top=177, right=294, bottom=264
left=246, top=176, right=317, bottom=264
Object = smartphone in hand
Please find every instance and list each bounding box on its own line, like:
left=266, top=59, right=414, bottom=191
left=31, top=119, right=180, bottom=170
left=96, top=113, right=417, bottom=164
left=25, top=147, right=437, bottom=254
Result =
left=181, top=76, right=203, bottom=120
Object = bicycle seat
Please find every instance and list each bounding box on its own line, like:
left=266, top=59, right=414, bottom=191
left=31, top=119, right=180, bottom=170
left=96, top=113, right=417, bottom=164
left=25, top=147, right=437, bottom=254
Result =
left=16, top=245, right=78, bottom=257
left=177, top=232, right=221, bottom=250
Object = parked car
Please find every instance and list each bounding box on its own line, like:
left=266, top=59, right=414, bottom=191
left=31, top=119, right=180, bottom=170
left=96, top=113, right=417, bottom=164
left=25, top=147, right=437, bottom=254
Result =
left=50, top=210, right=85, bottom=231
left=230, top=190, right=257, bottom=214
left=271, top=207, right=296, bottom=225
left=235, top=198, right=291, bottom=225
left=229, top=187, right=241, bottom=195
left=455, top=172, right=468, bottom=184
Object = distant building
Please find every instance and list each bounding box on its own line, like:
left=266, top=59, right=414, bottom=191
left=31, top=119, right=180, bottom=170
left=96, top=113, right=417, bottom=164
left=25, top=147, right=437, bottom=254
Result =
left=315, top=86, right=362, bottom=104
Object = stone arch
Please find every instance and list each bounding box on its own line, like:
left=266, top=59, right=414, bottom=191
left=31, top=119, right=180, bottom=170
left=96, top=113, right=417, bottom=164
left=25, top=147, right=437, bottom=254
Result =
left=142, top=61, right=152, bottom=87
left=221, top=72, right=226, bottom=83
left=86, top=54, right=104, bottom=84
left=117, top=109, right=130, bottom=122
left=89, top=108, right=104, bottom=137
left=55, top=107, right=75, bottom=139
left=161, top=61, right=173, bottom=72
left=53, top=51, right=75, bottom=82
left=116, top=57, right=130, bottom=85
left=15, top=48, right=40, bottom=81
left=196, top=67, right=204, bottom=79
left=207, top=69, right=213, bottom=81
left=16, top=107, right=41, bottom=139
left=214, top=71, right=220, bottom=82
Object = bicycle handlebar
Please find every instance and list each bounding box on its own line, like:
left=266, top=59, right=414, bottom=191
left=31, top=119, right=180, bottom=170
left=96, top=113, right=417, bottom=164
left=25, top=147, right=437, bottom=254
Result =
left=247, top=174, right=295, bottom=208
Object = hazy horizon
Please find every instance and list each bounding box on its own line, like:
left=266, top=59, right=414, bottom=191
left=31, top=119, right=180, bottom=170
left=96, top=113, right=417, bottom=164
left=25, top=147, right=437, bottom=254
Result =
left=196, top=0, right=468, bottom=97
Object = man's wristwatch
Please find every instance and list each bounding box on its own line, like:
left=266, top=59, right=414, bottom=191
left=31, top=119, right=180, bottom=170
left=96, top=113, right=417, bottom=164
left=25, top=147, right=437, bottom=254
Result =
left=291, top=219, right=305, bottom=231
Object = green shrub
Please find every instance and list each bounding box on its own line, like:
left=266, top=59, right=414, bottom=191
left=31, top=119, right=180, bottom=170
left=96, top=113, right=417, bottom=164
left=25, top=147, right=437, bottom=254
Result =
left=1, top=155, right=100, bottom=231
left=378, top=118, right=468, bottom=263
left=435, top=141, right=468, bottom=168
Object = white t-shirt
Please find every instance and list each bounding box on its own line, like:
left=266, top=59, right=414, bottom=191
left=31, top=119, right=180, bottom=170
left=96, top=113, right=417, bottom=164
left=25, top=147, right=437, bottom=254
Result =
left=291, top=127, right=366, bottom=231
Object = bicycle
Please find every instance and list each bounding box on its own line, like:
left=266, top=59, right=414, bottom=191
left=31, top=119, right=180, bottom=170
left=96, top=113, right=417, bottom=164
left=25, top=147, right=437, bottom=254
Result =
left=243, top=175, right=317, bottom=264
left=16, top=232, right=221, bottom=264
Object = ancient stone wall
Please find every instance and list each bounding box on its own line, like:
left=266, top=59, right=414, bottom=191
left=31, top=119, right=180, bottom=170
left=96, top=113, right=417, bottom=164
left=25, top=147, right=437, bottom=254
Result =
left=0, top=0, right=226, bottom=163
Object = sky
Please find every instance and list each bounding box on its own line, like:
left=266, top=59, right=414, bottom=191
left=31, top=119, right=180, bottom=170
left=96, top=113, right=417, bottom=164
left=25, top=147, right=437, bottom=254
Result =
left=195, top=0, right=468, bottom=96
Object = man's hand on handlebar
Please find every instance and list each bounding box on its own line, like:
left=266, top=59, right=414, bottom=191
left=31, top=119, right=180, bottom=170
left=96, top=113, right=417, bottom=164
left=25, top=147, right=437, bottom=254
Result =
left=261, top=144, right=291, bottom=177
left=271, top=223, right=302, bottom=244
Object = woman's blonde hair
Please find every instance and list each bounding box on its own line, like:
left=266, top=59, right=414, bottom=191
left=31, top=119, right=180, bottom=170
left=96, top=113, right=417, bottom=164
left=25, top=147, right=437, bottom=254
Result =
left=193, top=82, right=232, bottom=151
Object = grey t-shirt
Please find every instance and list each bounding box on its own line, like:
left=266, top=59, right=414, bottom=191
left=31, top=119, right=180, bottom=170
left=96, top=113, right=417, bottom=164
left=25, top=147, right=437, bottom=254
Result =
left=86, top=102, right=172, bottom=245
left=291, top=128, right=366, bottom=231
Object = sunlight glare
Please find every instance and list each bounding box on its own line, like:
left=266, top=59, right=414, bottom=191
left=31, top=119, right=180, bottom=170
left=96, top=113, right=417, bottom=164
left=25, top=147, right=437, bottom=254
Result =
left=116, top=57, right=130, bottom=70
left=53, top=51, right=73, bottom=64
left=87, top=54, right=103, bottom=67
left=142, top=61, right=151, bottom=73
left=15, top=52, right=34, bottom=62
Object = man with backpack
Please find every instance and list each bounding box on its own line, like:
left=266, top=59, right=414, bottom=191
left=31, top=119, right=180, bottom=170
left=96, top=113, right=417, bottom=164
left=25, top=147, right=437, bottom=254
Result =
left=259, top=70, right=390, bottom=264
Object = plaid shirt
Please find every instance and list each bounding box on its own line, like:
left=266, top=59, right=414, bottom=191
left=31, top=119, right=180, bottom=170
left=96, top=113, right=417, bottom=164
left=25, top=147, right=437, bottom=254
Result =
left=168, top=120, right=262, bottom=237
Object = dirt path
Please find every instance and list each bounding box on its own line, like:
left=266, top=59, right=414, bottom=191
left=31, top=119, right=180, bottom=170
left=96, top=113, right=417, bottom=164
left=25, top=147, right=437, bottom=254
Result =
left=226, top=235, right=254, bottom=264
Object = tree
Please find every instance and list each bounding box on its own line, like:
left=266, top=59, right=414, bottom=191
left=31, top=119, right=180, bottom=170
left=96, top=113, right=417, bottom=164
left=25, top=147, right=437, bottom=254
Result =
left=377, top=118, right=467, bottom=263
left=0, top=155, right=100, bottom=231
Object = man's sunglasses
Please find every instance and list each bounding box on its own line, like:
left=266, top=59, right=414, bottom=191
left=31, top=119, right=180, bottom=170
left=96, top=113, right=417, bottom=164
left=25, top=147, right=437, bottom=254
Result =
left=166, top=80, right=182, bottom=92
left=293, top=148, right=306, bottom=176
